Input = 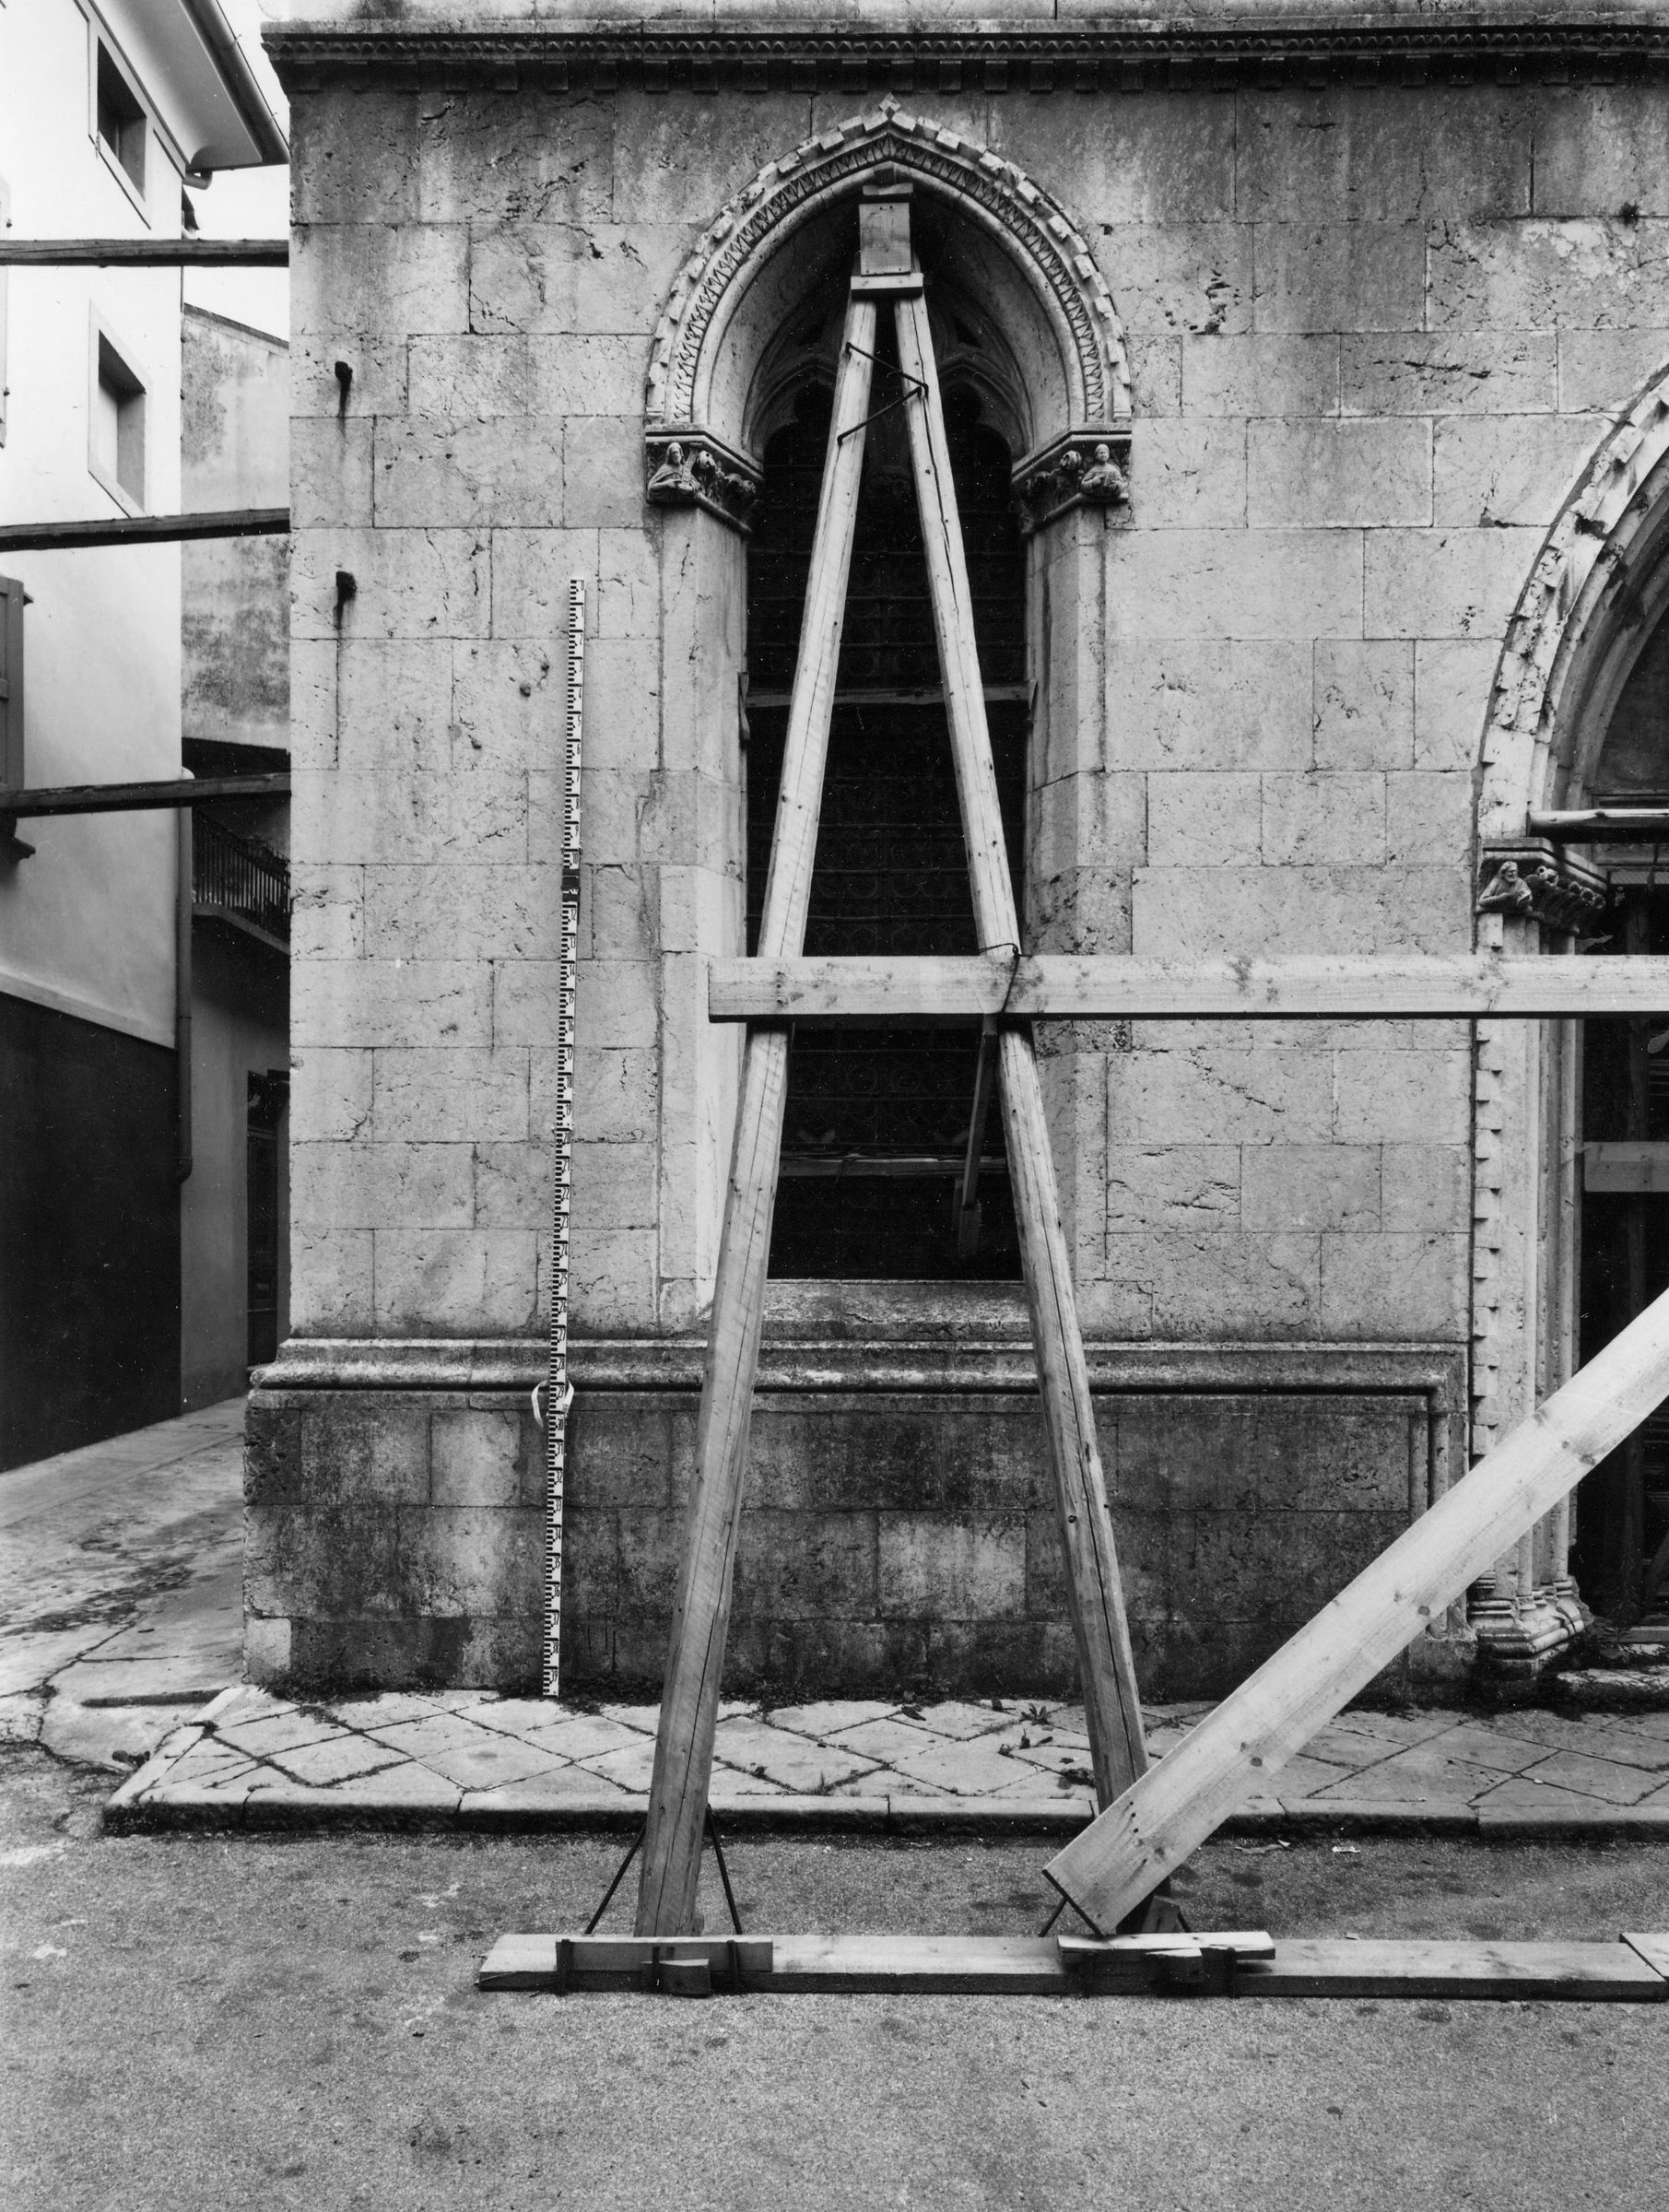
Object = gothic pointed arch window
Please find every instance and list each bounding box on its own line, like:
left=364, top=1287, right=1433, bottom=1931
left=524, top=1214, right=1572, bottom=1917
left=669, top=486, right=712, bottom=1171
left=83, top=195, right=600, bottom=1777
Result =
left=744, top=307, right=1027, bottom=1277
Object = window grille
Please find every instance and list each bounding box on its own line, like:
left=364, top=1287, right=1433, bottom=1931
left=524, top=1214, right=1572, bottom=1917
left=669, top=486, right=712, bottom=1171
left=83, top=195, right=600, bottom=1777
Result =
left=746, top=358, right=1027, bottom=1278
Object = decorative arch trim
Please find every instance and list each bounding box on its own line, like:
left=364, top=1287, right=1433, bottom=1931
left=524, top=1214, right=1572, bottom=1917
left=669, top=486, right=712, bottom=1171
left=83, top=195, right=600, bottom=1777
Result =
left=1481, top=363, right=1669, bottom=842
left=643, top=98, right=1132, bottom=533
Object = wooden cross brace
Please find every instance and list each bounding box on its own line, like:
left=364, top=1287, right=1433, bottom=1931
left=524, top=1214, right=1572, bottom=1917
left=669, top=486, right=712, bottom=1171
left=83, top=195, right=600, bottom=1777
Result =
left=636, top=185, right=1669, bottom=1941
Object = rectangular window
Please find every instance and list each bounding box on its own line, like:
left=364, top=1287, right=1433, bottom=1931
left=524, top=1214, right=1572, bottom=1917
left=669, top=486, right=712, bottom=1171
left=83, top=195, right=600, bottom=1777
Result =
left=95, top=42, right=147, bottom=197
left=88, top=324, right=146, bottom=511
left=0, top=573, right=24, bottom=790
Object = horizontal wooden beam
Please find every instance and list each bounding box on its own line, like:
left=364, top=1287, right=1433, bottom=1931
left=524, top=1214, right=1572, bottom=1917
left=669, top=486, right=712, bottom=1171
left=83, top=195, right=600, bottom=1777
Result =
left=1, top=776, right=289, bottom=818
left=0, top=509, right=288, bottom=554
left=477, top=1930, right=1669, bottom=2002
left=709, top=953, right=1669, bottom=1024
left=0, top=240, right=288, bottom=266
left=1529, top=806, right=1669, bottom=843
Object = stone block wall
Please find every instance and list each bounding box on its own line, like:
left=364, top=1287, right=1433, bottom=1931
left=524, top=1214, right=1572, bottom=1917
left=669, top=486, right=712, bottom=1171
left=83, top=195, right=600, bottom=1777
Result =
left=256, top=19, right=1669, bottom=1700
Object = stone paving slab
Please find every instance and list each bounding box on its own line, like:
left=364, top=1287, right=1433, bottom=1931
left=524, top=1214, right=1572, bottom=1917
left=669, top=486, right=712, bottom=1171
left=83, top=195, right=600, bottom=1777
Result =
left=101, top=1684, right=1669, bottom=1838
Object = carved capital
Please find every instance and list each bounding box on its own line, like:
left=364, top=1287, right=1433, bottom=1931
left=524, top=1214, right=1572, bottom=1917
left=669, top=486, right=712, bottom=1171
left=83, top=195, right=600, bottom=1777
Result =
left=645, top=430, right=761, bottom=534
left=1476, top=841, right=1613, bottom=940
left=1013, top=429, right=1131, bottom=535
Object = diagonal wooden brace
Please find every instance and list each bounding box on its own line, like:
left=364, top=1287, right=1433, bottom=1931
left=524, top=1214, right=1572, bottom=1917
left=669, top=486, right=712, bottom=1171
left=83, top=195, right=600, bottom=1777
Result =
left=894, top=281, right=1147, bottom=1807
left=1042, top=1281, right=1669, bottom=1935
left=633, top=288, right=880, bottom=1937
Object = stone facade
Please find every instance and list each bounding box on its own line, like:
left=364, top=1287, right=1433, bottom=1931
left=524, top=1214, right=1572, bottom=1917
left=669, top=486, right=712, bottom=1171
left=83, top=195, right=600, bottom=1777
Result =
left=253, top=3, right=1669, bottom=1700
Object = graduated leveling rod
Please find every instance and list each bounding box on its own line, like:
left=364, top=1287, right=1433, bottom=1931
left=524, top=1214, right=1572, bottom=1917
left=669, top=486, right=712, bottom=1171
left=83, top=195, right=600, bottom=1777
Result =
left=534, top=578, right=584, bottom=1699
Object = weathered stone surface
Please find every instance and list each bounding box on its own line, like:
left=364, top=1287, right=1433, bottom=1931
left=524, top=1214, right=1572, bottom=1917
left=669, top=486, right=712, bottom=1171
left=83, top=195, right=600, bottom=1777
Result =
left=1558, top=328, right=1669, bottom=415
left=1252, top=223, right=1426, bottom=333
left=1341, top=331, right=1557, bottom=418
left=1098, top=222, right=1251, bottom=336
left=374, top=417, right=565, bottom=530
left=292, top=1141, right=473, bottom=1234
left=1363, top=525, right=1543, bottom=641
left=291, top=526, right=489, bottom=642
left=1250, top=418, right=1431, bottom=529
left=1241, top=1145, right=1381, bottom=1234
left=1432, top=415, right=1604, bottom=529
left=1181, top=332, right=1340, bottom=418
left=1130, top=419, right=1247, bottom=526
left=1107, top=530, right=1364, bottom=641
left=1428, top=219, right=1669, bottom=332
left=1105, top=640, right=1312, bottom=770
left=370, top=1049, right=529, bottom=1145
left=1313, top=641, right=1416, bottom=771
left=291, top=223, right=467, bottom=339
left=1235, top=88, right=1532, bottom=224
left=373, top=1230, right=541, bottom=1335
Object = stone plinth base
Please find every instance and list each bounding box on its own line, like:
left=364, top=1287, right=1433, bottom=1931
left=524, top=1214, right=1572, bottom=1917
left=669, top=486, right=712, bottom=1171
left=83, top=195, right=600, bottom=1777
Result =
left=246, top=1328, right=1467, bottom=1703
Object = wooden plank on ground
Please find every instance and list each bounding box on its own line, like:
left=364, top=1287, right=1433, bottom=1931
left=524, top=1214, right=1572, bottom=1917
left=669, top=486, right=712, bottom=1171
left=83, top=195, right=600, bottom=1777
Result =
left=631, top=292, right=879, bottom=1939
left=1042, top=1280, right=1669, bottom=1936
left=1237, top=1940, right=1668, bottom=2002
left=768, top=1936, right=1069, bottom=1994
left=708, top=953, right=1669, bottom=1025
left=894, top=281, right=1146, bottom=1810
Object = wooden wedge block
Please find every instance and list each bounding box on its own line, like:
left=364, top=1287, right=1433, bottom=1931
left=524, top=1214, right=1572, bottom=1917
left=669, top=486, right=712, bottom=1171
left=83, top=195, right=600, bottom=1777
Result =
left=478, top=1935, right=773, bottom=1992
left=1622, top=1932, right=1669, bottom=1979
left=1042, top=1280, right=1669, bottom=1935
left=1235, top=1939, right=1668, bottom=2002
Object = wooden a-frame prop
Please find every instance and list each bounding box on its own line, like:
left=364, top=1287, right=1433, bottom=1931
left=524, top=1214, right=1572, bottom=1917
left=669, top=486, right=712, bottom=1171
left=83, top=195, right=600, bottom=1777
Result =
left=478, top=180, right=1669, bottom=1989
left=632, top=183, right=1148, bottom=1937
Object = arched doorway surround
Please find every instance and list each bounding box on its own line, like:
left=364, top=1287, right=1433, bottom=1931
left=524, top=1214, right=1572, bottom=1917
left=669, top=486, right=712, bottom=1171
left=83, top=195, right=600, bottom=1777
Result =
left=1473, top=363, right=1669, bottom=1671
left=639, top=104, right=1134, bottom=1329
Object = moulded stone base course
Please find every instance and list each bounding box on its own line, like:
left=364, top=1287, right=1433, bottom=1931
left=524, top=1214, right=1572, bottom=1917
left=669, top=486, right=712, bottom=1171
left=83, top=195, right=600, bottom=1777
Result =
left=247, top=1376, right=1450, bottom=1703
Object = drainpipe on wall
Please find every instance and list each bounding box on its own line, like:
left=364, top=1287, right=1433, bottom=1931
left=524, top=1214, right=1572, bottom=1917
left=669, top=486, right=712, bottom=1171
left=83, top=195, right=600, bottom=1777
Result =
left=176, top=797, right=194, bottom=1184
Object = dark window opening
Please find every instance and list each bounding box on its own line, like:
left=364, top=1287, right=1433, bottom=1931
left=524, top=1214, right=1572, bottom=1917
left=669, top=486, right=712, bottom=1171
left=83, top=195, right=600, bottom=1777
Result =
left=745, top=343, right=1027, bottom=1280
left=247, top=1070, right=287, bottom=1367
left=1575, top=884, right=1669, bottom=1618
left=96, top=45, right=147, bottom=195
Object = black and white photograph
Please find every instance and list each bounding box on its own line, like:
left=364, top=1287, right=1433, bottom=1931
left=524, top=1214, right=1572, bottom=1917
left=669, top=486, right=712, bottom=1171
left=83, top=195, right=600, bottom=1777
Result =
left=4, top=1, right=1669, bottom=2203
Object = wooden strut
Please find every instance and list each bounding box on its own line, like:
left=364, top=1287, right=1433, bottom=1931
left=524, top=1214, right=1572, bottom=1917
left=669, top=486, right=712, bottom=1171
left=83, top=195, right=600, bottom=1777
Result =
left=634, top=193, right=1147, bottom=1937
left=710, top=952, right=1669, bottom=1024
left=0, top=239, right=289, bottom=265
left=0, top=508, right=288, bottom=554
left=1042, top=1277, right=1669, bottom=1936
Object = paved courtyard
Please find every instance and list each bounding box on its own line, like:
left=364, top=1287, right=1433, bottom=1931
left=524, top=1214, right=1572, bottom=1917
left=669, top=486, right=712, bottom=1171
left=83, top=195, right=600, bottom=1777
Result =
left=6, top=1399, right=1669, bottom=1837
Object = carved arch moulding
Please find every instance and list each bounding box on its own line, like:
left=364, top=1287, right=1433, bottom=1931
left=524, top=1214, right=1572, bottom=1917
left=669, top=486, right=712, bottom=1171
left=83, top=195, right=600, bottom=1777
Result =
left=1469, top=359, right=1669, bottom=1470
left=643, top=100, right=1133, bottom=535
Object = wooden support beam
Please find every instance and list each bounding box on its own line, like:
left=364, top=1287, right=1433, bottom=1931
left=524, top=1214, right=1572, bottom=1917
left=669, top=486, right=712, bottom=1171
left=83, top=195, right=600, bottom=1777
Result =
left=1530, top=806, right=1669, bottom=842
left=632, top=291, right=879, bottom=1940
left=478, top=1930, right=1669, bottom=2001
left=0, top=240, right=289, bottom=266
left=709, top=953, right=1669, bottom=1024
left=1041, top=1280, right=1669, bottom=1936
left=894, top=283, right=1147, bottom=1810
left=0, top=509, right=288, bottom=554
left=0, top=775, right=289, bottom=818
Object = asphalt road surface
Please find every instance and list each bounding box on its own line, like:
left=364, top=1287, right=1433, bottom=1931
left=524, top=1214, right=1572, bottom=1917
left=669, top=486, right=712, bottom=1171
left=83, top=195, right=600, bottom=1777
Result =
left=4, top=1746, right=1667, bottom=2212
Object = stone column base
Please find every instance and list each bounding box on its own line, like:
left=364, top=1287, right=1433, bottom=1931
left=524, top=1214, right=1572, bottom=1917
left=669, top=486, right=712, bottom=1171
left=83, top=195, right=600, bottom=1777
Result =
left=1470, top=1584, right=1591, bottom=1690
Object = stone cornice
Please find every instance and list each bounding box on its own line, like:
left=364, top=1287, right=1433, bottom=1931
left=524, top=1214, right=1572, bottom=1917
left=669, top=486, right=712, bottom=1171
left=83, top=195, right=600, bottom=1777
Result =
left=256, top=1333, right=1464, bottom=1408
left=266, top=14, right=1669, bottom=94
